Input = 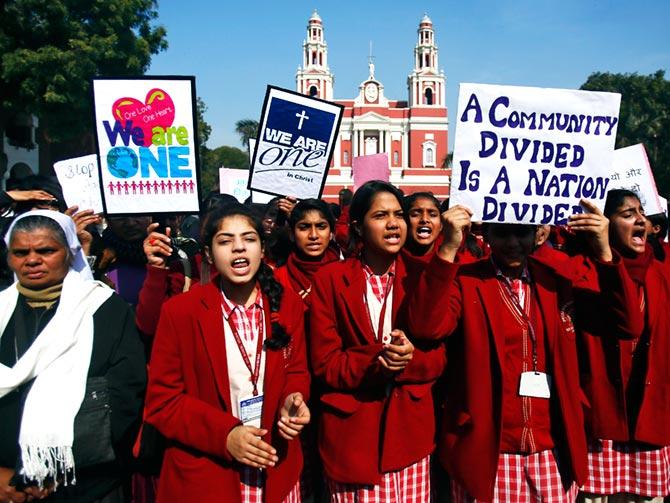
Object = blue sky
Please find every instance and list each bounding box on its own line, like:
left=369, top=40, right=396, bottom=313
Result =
left=148, top=0, right=670, bottom=152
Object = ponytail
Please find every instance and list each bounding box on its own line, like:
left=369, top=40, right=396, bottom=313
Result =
left=257, top=262, right=290, bottom=350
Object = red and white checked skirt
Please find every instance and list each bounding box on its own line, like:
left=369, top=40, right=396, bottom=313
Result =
left=451, top=449, right=578, bottom=503
left=581, top=439, right=670, bottom=497
left=327, top=455, right=431, bottom=503
left=240, top=466, right=301, bottom=503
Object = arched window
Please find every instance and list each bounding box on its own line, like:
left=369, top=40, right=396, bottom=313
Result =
left=424, top=88, right=433, bottom=105
left=309, top=86, right=318, bottom=97
left=343, top=150, right=349, bottom=165
left=312, top=51, right=317, bottom=64
left=422, top=141, right=437, bottom=167
left=426, top=148, right=434, bottom=165
left=393, top=151, right=399, bottom=166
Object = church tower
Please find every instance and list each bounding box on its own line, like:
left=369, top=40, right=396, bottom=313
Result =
left=296, top=10, right=334, bottom=100
left=407, top=14, right=445, bottom=107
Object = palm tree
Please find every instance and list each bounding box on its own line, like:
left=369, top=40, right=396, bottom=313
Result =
left=235, top=119, right=259, bottom=149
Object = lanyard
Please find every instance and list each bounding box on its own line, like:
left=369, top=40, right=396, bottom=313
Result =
left=226, top=308, right=265, bottom=396
left=364, top=277, right=393, bottom=343
left=500, top=278, right=539, bottom=372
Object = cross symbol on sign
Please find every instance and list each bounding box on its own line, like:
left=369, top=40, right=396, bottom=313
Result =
left=295, top=110, right=309, bottom=130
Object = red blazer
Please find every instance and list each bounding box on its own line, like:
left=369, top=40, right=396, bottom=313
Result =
left=144, top=280, right=310, bottom=503
left=578, top=251, right=670, bottom=445
left=407, top=253, right=640, bottom=501
left=309, top=255, right=446, bottom=485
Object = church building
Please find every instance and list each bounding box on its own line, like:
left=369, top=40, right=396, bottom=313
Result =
left=296, top=11, right=451, bottom=201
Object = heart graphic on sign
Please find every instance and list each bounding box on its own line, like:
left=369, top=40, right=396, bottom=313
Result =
left=111, top=88, right=175, bottom=147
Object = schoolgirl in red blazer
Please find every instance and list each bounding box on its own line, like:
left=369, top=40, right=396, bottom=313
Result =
left=580, top=189, right=670, bottom=501
left=310, top=181, right=446, bottom=502
left=273, top=198, right=341, bottom=308
left=407, top=202, right=641, bottom=502
left=144, top=203, right=310, bottom=503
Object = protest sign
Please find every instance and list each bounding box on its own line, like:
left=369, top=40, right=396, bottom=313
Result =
left=248, top=86, right=343, bottom=199
left=659, top=196, right=667, bottom=216
left=248, top=138, right=275, bottom=203
left=609, top=143, right=663, bottom=215
left=219, top=167, right=250, bottom=202
left=451, top=83, right=621, bottom=225
left=53, top=154, right=104, bottom=213
left=92, top=76, right=201, bottom=215
left=352, top=153, right=390, bottom=190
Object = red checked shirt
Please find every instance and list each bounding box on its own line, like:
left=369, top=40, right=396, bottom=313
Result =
left=362, top=261, right=396, bottom=344
left=493, top=260, right=554, bottom=454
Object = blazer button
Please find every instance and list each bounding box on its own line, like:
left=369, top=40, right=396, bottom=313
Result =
left=646, top=380, right=652, bottom=386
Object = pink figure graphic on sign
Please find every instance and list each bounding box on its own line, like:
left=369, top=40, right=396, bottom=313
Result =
left=152, top=180, right=159, bottom=193
left=116, top=181, right=123, bottom=193
left=138, top=181, right=144, bottom=195
left=167, top=180, right=173, bottom=194
left=175, top=181, right=180, bottom=194
left=181, top=180, right=188, bottom=192
left=160, top=180, right=166, bottom=194
left=108, top=182, right=115, bottom=195
left=130, top=181, right=137, bottom=194
left=123, top=181, right=130, bottom=195
left=188, top=180, right=195, bottom=193
left=144, top=181, right=152, bottom=194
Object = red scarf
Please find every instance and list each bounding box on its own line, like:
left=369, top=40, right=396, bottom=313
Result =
left=286, top=246, right=340, bottom=301
left=622, top=245, right=654, bottom=285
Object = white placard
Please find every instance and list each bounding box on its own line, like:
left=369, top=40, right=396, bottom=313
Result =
left=609, top=144, right=663, bottom=215
left=248, top=86, right=343, bottom=199
left=451, top=83, right=621, bottom=225
left=53, top=154, right=104, bottom=213
left=92, top=77, right=200, bottom=215
left=219, top=167, right=250, bottom=203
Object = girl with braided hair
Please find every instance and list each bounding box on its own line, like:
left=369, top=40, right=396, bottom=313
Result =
left=144, top=203, right=310, bottom=502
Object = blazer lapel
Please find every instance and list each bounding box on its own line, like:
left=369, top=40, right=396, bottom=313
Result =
left=338, top=260, right=377, bottom=344
left=197, top=281, right=233, bottom=410
left=530, top=262, right=559, bottom=356
left=476, top=275, right=507, bottom=369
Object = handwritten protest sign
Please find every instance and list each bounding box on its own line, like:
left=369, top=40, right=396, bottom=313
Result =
left=609, top=143, right=663, bottom=215
left=451, top=83, right=621, bottom=225
left=352, top=154, right=390, bottom=190
left=659, top=196, right=667, bottom=216
left=248, top=86, right=343, bottom=199
left=53, top=154, right=104, bottom=213
left=92, top=76, right=201, bottom=215
left=219, top=168, right=250, bottom=202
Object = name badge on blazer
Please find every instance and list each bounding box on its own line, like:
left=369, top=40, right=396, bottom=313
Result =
left=239, top=394, right=264, bottom=425
left=519, top=372, right=552, bottom=399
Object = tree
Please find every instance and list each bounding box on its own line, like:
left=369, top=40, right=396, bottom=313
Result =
left=235, top=119, right=259, bottom=149
left=0, top=0, right=168, bottom=171
left=200, top=145, right=249, bottom=194
left=580, top=70, right=670, bottom=196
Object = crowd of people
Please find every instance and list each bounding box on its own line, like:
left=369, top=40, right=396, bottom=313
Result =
left=0, top=173, right=668, bottom=503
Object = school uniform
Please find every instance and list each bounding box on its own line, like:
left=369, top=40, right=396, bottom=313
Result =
left=580, top=246, right=670, bottom=499
left=407, top=252, right=641, bottom=502
left=310, top=254, right=446, bottom=502
left=144, top=279, right=310, bottom=503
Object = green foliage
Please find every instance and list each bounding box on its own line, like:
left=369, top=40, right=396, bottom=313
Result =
left=581, top=70, right=670, bottom=196
left=199, top=145, right=249, bottom=194
left=196, top=97, right=211, bottom=148
left=0, top=0, right=167, bottom=150
left=234, top=119, right=259, bottom=149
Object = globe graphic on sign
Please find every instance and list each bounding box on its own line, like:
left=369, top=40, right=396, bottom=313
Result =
left=107, top=147, right=137, bottom=178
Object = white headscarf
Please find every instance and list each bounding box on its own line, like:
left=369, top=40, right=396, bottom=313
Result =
left=4, top=209, right=93, bottom=280
left=0, top=209, right=112, bottom=487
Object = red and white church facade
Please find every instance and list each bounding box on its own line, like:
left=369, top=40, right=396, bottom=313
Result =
left=296, top=11, right=451, bottom=201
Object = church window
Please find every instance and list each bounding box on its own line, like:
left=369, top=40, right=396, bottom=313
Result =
left=422, top=141, right=437, bottom=167
left=393, top=151, right=399, bottom=165
left=424, top=87, right=433, bottom=105
left=343, top=150, right=349, bottom=165
left=309, top=86, right=318, bottom=97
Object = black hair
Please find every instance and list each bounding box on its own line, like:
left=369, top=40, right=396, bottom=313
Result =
left=9, top=215, right=73, bottom=265
left=203, top=203, right=289, bottom=350
left=13, top=175, right=67, bottom=213
left=647, top=212, right=669, bottom=240
left=603, top=189, right=640, bottom=218
left=348, top=181, right=404, bottom=251
left=439, top=197, right=450, bottom=213
left=338, top=188, right=353, bottom=207
left=329, top=202, right=341, bottom=220
left=403, top=192, right=440, bottom=214
left=288, top=198, right=335, bottom=231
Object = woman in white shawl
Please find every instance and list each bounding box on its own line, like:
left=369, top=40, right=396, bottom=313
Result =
left=0, top=210, right=146, bottom=503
